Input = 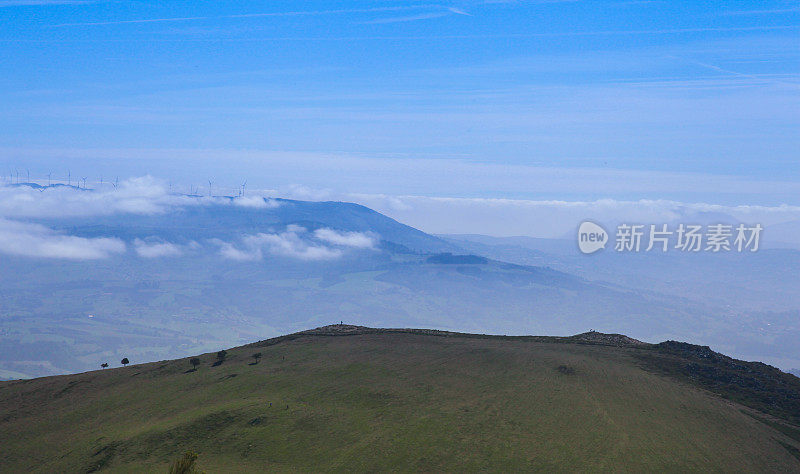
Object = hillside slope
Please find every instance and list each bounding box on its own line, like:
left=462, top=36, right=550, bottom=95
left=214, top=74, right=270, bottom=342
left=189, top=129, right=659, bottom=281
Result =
left=1, top=327, right=799, bottom=472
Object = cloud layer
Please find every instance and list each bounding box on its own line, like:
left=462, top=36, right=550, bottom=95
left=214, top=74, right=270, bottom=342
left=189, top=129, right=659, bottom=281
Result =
left=1, top=176, right=799, bottom=261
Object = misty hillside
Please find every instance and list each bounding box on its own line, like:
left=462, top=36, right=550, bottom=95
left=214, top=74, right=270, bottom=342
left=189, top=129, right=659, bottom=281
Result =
left=1, top=326, right=798, bottom=472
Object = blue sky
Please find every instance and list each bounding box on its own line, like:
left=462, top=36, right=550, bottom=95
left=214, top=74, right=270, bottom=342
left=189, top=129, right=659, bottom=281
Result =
left=1, top=0, right=799, bottom=207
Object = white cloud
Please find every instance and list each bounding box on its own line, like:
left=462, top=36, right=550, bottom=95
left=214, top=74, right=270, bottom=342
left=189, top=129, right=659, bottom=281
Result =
left=244, top=227, right=342, bottom=260
left=214, top=226, right=375, bottom=261
left=313, top=228, right=375, bottom=248
left=133, top=239, right=183, bottom=258
left=0, top=218, right=125, bottom=259
left=215, top=238, right=262, bottom=261
left=258, top=231, right=342, bottom=260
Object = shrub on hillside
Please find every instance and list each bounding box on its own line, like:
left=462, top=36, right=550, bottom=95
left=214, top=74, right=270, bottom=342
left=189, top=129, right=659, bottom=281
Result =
left=168, top=450, right=204, bottom=474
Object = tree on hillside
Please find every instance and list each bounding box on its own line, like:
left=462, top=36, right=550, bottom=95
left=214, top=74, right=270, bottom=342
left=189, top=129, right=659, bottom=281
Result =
left=252, top=352, right=262, bottom=364
left=190, top=357, right=200, bottom=370
left=121, top=358, right=129, bottom=367
left=101, top=363, right=108, bottom=369
left=216, top=350, right=227, bottom=362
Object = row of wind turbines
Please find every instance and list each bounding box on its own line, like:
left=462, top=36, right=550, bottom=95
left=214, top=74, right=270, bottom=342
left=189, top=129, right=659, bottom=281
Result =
left=3, top=169, right=248, bottom=197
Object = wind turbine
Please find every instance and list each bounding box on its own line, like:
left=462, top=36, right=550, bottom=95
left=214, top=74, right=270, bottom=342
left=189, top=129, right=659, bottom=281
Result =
left=208, top=179, right=213, bottom=197
left=47, top=172, right=52, bottom=186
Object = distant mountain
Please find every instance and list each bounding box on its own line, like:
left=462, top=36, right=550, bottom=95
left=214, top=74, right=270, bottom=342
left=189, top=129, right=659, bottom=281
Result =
left=2, top=326, right=799, bottom=472
left=39, top=197, right=460, bottom=254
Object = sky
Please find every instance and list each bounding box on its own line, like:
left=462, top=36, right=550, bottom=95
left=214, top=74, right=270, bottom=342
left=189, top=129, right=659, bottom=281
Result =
left=1, top=0, right=799, bottom=234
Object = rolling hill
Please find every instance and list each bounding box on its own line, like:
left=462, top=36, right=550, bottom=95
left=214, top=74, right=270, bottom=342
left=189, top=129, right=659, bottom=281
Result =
left=1, top=326, right=799, bottom=472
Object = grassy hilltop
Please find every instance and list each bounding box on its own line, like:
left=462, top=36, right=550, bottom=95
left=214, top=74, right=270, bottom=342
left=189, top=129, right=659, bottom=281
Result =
left=1, top=325, right=799, bottom=472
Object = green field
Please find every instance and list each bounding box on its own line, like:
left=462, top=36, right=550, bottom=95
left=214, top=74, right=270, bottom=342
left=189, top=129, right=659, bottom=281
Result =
left=1, top=326, right=799, bottom=472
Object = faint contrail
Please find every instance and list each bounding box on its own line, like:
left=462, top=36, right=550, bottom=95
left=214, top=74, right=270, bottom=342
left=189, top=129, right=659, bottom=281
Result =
left=687, top=58, right=800, bottom=88
left=359, top=12, right=450, bottom=25
left=24, top=23, right=800, bottom=39
left=0, top=0, right=98, bottom=5
left=50, top=5, right=442, bottom=27
left=721, top=7, right=800, bottom=16
left=448, top=7, right=473, bottom=16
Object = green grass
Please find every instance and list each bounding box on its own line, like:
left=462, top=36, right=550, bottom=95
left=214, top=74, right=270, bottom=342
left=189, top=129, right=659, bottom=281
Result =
left=1, top=329, right=799, bottom=472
